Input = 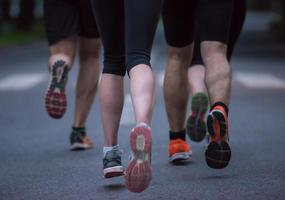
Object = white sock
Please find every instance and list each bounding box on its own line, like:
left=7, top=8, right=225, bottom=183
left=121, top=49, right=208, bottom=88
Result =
left=103, top=145, right=119, bottom=157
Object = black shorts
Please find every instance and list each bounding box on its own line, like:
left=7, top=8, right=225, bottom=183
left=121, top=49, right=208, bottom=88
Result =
left=44, top=0, right=100, bottom=45
left=192, top=0, right=246, bottom=65
left=162, top=0, right=197, bottom=48
left=162, top=0, right=246, bottom=65
left=198, top=0, right=234, bottom=44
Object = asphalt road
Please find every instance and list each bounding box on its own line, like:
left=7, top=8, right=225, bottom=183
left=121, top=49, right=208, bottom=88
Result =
left=0, top=23, right=285, bottom=200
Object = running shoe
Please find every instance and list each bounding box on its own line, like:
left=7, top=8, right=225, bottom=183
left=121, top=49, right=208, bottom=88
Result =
left=45, top=60, right=68, bottom=119
left=103, top=149, right=124, bottom=178
left=169, top=138, right=192, bottom=164
left=70, top=128, right=94, bottom=151
left=186, top=92, right=209, bottom=142
left=125, top=123, right=152, bottom=193
left=205, top=105, right=231, bottom=169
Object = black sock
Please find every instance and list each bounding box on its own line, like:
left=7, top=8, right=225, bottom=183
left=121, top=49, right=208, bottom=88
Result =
left=72, top=127, right=86, bottom=136
left=210, top=102, right=229, bottom=116
left=169, top=130, right=186, bottom=141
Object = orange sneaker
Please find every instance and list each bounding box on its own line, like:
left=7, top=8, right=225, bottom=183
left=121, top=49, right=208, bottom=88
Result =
left=205, top=105, right=231, bottom=169
left=169, top=139, right=192, bottom=164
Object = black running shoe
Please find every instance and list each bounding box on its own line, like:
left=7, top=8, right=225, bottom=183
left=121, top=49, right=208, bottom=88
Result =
left=205, top=106, right=231, bottom=169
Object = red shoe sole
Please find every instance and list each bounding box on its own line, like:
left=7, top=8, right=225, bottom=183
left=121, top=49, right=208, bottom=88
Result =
left=45, top=91, right=67, bottom=119
left=125, top=126, right=152, bottom=193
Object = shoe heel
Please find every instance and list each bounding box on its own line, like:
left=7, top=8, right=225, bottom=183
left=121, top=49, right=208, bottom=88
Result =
left=212, top=111, right=227, bottom=138
left=206, top=111, right=231, bottom=169
left=125, top=126, right=152, bottom=193
left=207, top=114, right=216, bottom=137
left=205, top=141, right=231, bottom=169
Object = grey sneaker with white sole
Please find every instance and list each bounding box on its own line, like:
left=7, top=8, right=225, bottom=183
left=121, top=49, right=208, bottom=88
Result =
left=103, top=149, right=124, bottom=178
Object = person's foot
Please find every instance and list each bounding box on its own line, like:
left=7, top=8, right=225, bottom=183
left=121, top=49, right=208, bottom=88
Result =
left=45, top=60, right=68, bottom=119
left=125, top=123, right=152, bottom=193
left=205, top=105, right=231, bottom=169
left=103, top=148, right=124, bottom=178
left=169, top=138, right=192, bottom=164
left=70, top=127, right=94, bottom=151
left=186, top=92, right=209, bottom=142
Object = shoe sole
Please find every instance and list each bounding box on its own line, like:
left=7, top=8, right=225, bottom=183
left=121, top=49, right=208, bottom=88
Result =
left=70, top=143, right=93, bottom=151
left=205, top=111, right=231, bottom=169
left=170, top=152, right=192, bottom=164
left=186, top=93, right=208, bottom=142
left=45, top=61, right=68, bottom=119
left=125, top=126, right=152, bottom=193
left=104, top=166, right=124, bottom=179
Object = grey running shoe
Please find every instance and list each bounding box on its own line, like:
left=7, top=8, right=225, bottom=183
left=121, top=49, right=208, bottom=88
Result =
left=186, top=92, right=209, bottom=142
left=103, top=149, right=124, bottom=178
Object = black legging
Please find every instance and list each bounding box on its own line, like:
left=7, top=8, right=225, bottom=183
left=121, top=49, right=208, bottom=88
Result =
left=92, top=0, right=162, bottom=76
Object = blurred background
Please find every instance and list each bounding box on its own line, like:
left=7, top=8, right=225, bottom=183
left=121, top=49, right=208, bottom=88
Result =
left=0, top=0, right=285, bottom=47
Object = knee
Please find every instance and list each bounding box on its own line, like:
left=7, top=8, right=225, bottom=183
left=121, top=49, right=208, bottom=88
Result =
left=201, top=41, right=227, bottom=65
left=79, top=38, right=101, bottom=61
left=167, top=45, right=192, bottom=68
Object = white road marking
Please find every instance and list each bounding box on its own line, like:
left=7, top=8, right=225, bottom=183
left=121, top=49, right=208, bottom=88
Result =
left=120, top=93, right=135, bottom=125
left=158, top=70, right=285, bottom=90
left=157, top=70, right=165, bottom=87
left=235, top=72, right=285, bottom=89
left=0, top=73, right=47, bottom=91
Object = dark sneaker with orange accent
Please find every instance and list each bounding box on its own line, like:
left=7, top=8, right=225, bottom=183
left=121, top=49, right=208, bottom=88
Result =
left=103, top=149, right=124, bottom=178
left=70, top=127, right=94, bottom=151
left=125, top=123, right=152, bottom=193
left=186, top=93, right=209, bottom=142
left=169, top=138, right=192, bottom=164
left=205, top=106, right=231, bottom=169
left=45, top=60, right=68, bottom=119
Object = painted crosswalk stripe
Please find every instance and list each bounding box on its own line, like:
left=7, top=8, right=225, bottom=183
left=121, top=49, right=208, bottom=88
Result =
left=235, top=72, right=285, bottom=89
left=0, top=73, right=47, bottom=91
left=158, top=70, right=285, bottom=90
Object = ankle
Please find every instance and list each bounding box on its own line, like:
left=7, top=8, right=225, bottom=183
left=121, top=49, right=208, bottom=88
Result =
left=169, top=130, right=186, bottom=141
left=103, top=145, right=120, bottom=157
left=136, top=122, right=151, bottom=130
left=210, top=102, right=229, bottom=116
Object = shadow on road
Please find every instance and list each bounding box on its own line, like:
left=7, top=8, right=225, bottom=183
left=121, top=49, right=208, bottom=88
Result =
left=201, top=175, right=231, bottom=180
left=171, top=161, right=193, bottom=166
left=102, top=183, right=126, bottom=192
